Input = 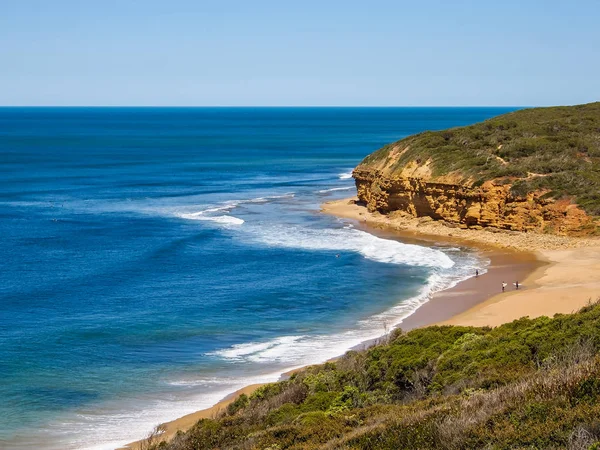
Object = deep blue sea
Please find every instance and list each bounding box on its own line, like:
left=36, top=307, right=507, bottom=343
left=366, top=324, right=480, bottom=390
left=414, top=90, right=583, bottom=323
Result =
left=0, top=107, right=515, bottom=449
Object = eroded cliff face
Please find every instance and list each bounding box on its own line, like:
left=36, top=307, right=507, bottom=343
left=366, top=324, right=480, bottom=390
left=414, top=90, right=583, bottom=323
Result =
left=353, top=167, right=592, bottom=235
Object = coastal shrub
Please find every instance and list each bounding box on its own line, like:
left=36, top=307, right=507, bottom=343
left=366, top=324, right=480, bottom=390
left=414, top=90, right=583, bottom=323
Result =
left=299, top=391, right=337, bottom=411
left=250, top=382, right=287, bottom=402
left=265, top=403, right=300, bottom=425
left=226, top=393, right=249, bottom=416
left=301, top=365, right=340, bottom=393
left=149, top=301, right=600, bottom=450
left=330, top=386, right=364, bottom=411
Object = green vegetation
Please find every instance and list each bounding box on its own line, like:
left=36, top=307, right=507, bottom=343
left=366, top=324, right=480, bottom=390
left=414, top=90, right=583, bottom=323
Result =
left=361, top=102, right=600, bottom=215
left=147, top=301, right=600, bottom=449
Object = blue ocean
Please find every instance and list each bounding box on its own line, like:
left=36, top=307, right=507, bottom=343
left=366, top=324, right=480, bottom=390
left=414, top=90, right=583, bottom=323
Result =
left=0, top=107, right=515, bottom=449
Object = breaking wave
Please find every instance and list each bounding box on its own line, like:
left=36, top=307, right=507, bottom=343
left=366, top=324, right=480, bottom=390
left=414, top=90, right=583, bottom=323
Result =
left=178, top=212, right=245, bottom=225
left=249, top=224, right=454, bottom=269
left=316, top=186, right=354, bottom=193
left=175, top=193, right=295, bottom=227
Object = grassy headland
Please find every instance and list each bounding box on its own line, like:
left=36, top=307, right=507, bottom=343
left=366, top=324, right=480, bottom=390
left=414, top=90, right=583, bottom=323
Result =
left=143, top=302, right=600, bottom=450
left=361, top=102, right=600, bottom=216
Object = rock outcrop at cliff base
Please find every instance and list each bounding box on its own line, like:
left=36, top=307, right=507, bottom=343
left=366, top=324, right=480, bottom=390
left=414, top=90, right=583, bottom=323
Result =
left=353, top=103, right=600, bottom=236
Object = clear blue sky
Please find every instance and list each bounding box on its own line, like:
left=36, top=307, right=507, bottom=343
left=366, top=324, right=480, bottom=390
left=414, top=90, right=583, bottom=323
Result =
left=1, top=0, right=598, bottom=106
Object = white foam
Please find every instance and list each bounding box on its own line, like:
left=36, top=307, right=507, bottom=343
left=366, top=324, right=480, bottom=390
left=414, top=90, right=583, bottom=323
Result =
left=175, top=193, right=295, bottom=227
left=31, top=371, right=285, bottom=450
left=242, top=193, right=295, bottom=203
left=178, top=212, right=245, bottom=225
left=199, top=205, right=237, bottom=213
left=208, top=336, right=306, bottom=361
left=166, top=376, right=238, bottom=387
left=338, top=171, right=353, bottom=179
left=317, top=186, right=354, bottom=193
left=250, top=225, right=454, bottom=269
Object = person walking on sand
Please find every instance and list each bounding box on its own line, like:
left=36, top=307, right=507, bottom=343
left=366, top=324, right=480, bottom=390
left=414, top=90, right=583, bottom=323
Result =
left=502, top=282, right=507, bottom=292
left=475, top=269, right=479, bottom=278
left=515, top=280, right=519, bottom=290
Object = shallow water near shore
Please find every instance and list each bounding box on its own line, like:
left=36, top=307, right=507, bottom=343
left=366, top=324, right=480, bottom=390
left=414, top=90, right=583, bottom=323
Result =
left=0, top=107, right=515, bottom=449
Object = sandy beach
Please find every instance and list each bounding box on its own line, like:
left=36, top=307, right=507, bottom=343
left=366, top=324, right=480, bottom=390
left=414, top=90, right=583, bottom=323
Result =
left=322, top=197, right=600, bottom=328
left=124, top=197, right=600, bottom=449
left=439, top=246, right=600, bottom=327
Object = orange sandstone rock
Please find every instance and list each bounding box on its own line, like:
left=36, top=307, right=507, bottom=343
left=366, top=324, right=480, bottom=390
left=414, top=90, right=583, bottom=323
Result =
left=353, top=168, right=593, bottom=235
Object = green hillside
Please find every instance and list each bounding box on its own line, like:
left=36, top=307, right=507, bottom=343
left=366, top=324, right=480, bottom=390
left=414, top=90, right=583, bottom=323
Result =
left=360, top=103, right=600, bottom=215
left=146, top=301, right=600, bottom=450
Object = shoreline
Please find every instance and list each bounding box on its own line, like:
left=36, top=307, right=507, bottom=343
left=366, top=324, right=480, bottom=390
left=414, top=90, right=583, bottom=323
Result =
left=438, top=245, right=600, bottom=327
left=322, top=197, right=600, bottom=328
left=118, top=384, right=264, bottom=450
left=123, top=197, right=599, bottom=450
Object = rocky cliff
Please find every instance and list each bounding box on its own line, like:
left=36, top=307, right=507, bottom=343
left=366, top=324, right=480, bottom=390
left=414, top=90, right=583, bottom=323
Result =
left=353, top=103, right=600, bottom=235
left=353, top=167, right=590, bottom=234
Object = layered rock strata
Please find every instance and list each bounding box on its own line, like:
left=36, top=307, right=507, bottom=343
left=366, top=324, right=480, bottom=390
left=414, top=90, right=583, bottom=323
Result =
left=353, top=168, right=591, bottom=235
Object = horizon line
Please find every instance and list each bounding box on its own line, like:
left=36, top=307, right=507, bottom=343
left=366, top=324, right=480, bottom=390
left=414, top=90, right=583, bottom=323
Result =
left=0, top=105, right=530, bottom=108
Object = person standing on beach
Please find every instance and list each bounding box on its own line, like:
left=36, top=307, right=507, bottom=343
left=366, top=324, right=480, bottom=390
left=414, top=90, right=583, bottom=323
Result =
left=515, top=281, right=519, bottom=290
left=475, top=269, right=479, bottom=278
left=502, top=282, right=507, bottom=292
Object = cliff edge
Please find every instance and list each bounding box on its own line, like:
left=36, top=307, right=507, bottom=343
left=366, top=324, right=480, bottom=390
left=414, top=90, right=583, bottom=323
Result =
left=354, top=103, right=600, bottom=235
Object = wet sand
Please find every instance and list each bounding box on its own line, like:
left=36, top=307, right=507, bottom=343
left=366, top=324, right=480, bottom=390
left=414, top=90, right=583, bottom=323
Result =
left=439, top=246, right=600, bottom=328
left=401, top=250, right=541, bottom=330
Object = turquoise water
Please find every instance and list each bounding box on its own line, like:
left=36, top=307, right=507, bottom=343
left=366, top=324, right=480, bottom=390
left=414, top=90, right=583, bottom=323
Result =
left=0, top=107, right=514, bottom=449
